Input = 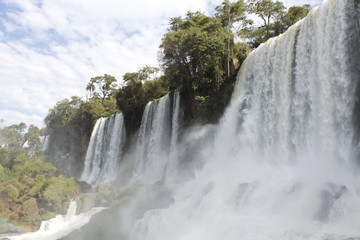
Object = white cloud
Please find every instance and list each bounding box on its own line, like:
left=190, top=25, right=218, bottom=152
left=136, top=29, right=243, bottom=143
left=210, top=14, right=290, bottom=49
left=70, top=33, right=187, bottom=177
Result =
left=0, top=109, right=44, bottom=127
left=0, top=0, right=324, bottom=127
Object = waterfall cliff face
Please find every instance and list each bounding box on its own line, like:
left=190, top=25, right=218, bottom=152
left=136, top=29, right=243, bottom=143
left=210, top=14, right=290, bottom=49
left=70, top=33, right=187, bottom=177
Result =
left=129, top=0, right=360, bottom=239
left=132, top=91, right=181, bottom=184
left=81, top=113, right=126, bottom=185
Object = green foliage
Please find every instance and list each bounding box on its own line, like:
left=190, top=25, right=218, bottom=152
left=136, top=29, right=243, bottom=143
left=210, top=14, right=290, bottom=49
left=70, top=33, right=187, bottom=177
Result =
left=160, top=11, right=228, bottom=120
left=123, top=66, right=160, bottom=82
left=41, top=176, right=79, bottom=212
left=215, top=0, right=247, bottom=77
left=24, top=125, right=42, bottom=156
left=161, top=12, right=227, bottom=92
left=13, top=156, right=56, bottom=178
left=7, top=148, right=26, bottom=169
left=116, top=68, right=169, bottom=133
left=0, top=122, right=27, bottom=150
left=159, top=4, right=251, bottom=123
left=0, top=149, right=79, bottom=231
left=1, top=184, right=19, bottom=200
left=45, top=81, right=119, bottom=176
left=282, top=4, right=310, bottom=27
left=242, top=1, right=310, bottom=47
left=0, top=147, right=8, bottom=166
left=87, top=74, right=118, bottom=104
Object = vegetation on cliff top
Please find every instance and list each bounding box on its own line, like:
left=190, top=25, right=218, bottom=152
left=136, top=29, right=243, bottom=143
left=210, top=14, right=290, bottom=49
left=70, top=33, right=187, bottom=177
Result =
left=40, top=0, right=311, bottom=177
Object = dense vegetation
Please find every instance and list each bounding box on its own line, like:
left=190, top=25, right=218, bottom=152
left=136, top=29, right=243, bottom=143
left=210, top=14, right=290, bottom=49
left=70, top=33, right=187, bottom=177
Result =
left=0, top=123, right=79, bottom=233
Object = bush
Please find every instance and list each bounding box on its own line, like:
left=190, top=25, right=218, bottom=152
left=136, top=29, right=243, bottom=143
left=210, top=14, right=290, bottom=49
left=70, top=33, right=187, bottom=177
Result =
left=41, top=176, right=79, bottom=212
left=1, top=184, right=19, bottom=200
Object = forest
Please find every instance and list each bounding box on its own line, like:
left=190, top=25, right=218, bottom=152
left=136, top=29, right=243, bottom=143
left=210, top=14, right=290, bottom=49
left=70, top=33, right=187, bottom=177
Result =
left=0, top=0, right=311, bottom=233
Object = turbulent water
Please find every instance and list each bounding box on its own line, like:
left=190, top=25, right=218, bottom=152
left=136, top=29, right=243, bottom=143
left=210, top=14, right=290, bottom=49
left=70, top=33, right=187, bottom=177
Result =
left=6, top=201, right=104, bottom=240
left=127, top=0, right=360, bottom=239
left=81, top=113, right=126, bottom=185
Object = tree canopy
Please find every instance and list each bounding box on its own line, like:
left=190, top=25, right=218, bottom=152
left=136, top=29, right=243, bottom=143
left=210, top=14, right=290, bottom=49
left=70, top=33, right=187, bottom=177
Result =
left=87, top=74, right=117, bottom=104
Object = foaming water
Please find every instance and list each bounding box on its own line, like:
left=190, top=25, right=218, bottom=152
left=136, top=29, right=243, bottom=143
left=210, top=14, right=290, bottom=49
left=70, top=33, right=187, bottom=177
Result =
left=6, top=201, right=104, bottom=240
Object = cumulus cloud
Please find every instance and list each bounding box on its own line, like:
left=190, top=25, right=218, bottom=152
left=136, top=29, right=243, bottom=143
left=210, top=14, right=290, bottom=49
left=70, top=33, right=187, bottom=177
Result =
left=0, top=0, right=323, bottom=127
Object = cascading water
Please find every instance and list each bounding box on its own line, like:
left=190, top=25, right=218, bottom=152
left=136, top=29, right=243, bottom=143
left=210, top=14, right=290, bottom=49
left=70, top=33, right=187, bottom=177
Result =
left=132, top=91, right=181, bottom=184
left=81, top=113, right=126, bottom=185
left=40, top=135, right=50, bottom=152
left=128, top=0, right=360, bottom=239
left=6, top=201, right=104, bottom=240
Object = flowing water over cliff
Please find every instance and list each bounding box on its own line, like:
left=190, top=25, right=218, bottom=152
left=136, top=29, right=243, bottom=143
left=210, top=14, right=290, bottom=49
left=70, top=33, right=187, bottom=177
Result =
left=128, top=0, right=360, bottom=239
left=81, top=113, right=126, bottom=185
left=59, top=0, right=360, bottom=239
left=132, top=90, right=181, bottom=184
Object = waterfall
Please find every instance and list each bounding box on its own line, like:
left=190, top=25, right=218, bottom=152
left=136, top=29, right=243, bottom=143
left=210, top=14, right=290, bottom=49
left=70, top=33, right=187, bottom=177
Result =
left=40, top=135, right=50, bottom=152
left=81, top=113, right=126, bottom=185
left=129, top=0, right=360, bottom=239
left=132, top=91, right=181, bottom=184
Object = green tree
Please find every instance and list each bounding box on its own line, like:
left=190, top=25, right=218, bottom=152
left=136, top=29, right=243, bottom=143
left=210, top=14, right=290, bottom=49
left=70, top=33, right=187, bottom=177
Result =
left=282, top=4, right=311, bottom=27
left=0, top=123, right=27, bottom=150
left=138, top=66, right=160, bottom=82
left=116, top=69, right=169, bottom=133
left=241, top=0, right=286, bottom=47
left=242, top=1, right=310, bottom=47
left=0, top=147, right=8, bottom=166
left=247, top=0, right=286, bottom=38
left=88, top=74, right=118, bottom=104
left=24, top=125, right=41, bottom=156
left=215, top=0, right=247, bottom=77
left=160, top=11, right=227, bottom=117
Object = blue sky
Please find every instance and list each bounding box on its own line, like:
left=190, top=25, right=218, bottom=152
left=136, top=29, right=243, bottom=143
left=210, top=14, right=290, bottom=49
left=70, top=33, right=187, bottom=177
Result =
left=0, top=0, right=323, bottom=127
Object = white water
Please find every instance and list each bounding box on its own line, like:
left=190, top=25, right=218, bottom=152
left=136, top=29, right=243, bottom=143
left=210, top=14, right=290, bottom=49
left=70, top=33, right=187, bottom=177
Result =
left=126, top=0, right=360, bottom=239
left=40, top=135, right=50, bottom=152
left=7, top=201, right=104, bottom=240
left=81, top=113, right=126, bottom=185
left=132, top=91, right=182, bottom=184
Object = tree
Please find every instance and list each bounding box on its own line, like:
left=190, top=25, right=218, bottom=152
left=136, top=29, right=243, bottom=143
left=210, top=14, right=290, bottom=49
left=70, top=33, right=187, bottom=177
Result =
left=24, top=124, right=41, bottom=155
left=138, top=66, right=160, bottom=81
left=242, top=1, right=310, bottom=47
left=247, top=0, right=286, bottom=38
left=242, top=0, right=286, bottom=47
left=160, top=11, right=228, bottom=117
left=86, top=82, right=95, bottom=99
left=215, top=0, right=247, bottom=77
left=116, top=69, right=169, bottom=133
left=45, top=97, right=83, bottom=131
left=0, top=146, right=8, bottom=166
left=0, top=123, right=27, bottom=150
left=87, top=74, right=118, bottom=104
left=282, top=4, right=311, bottom=27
